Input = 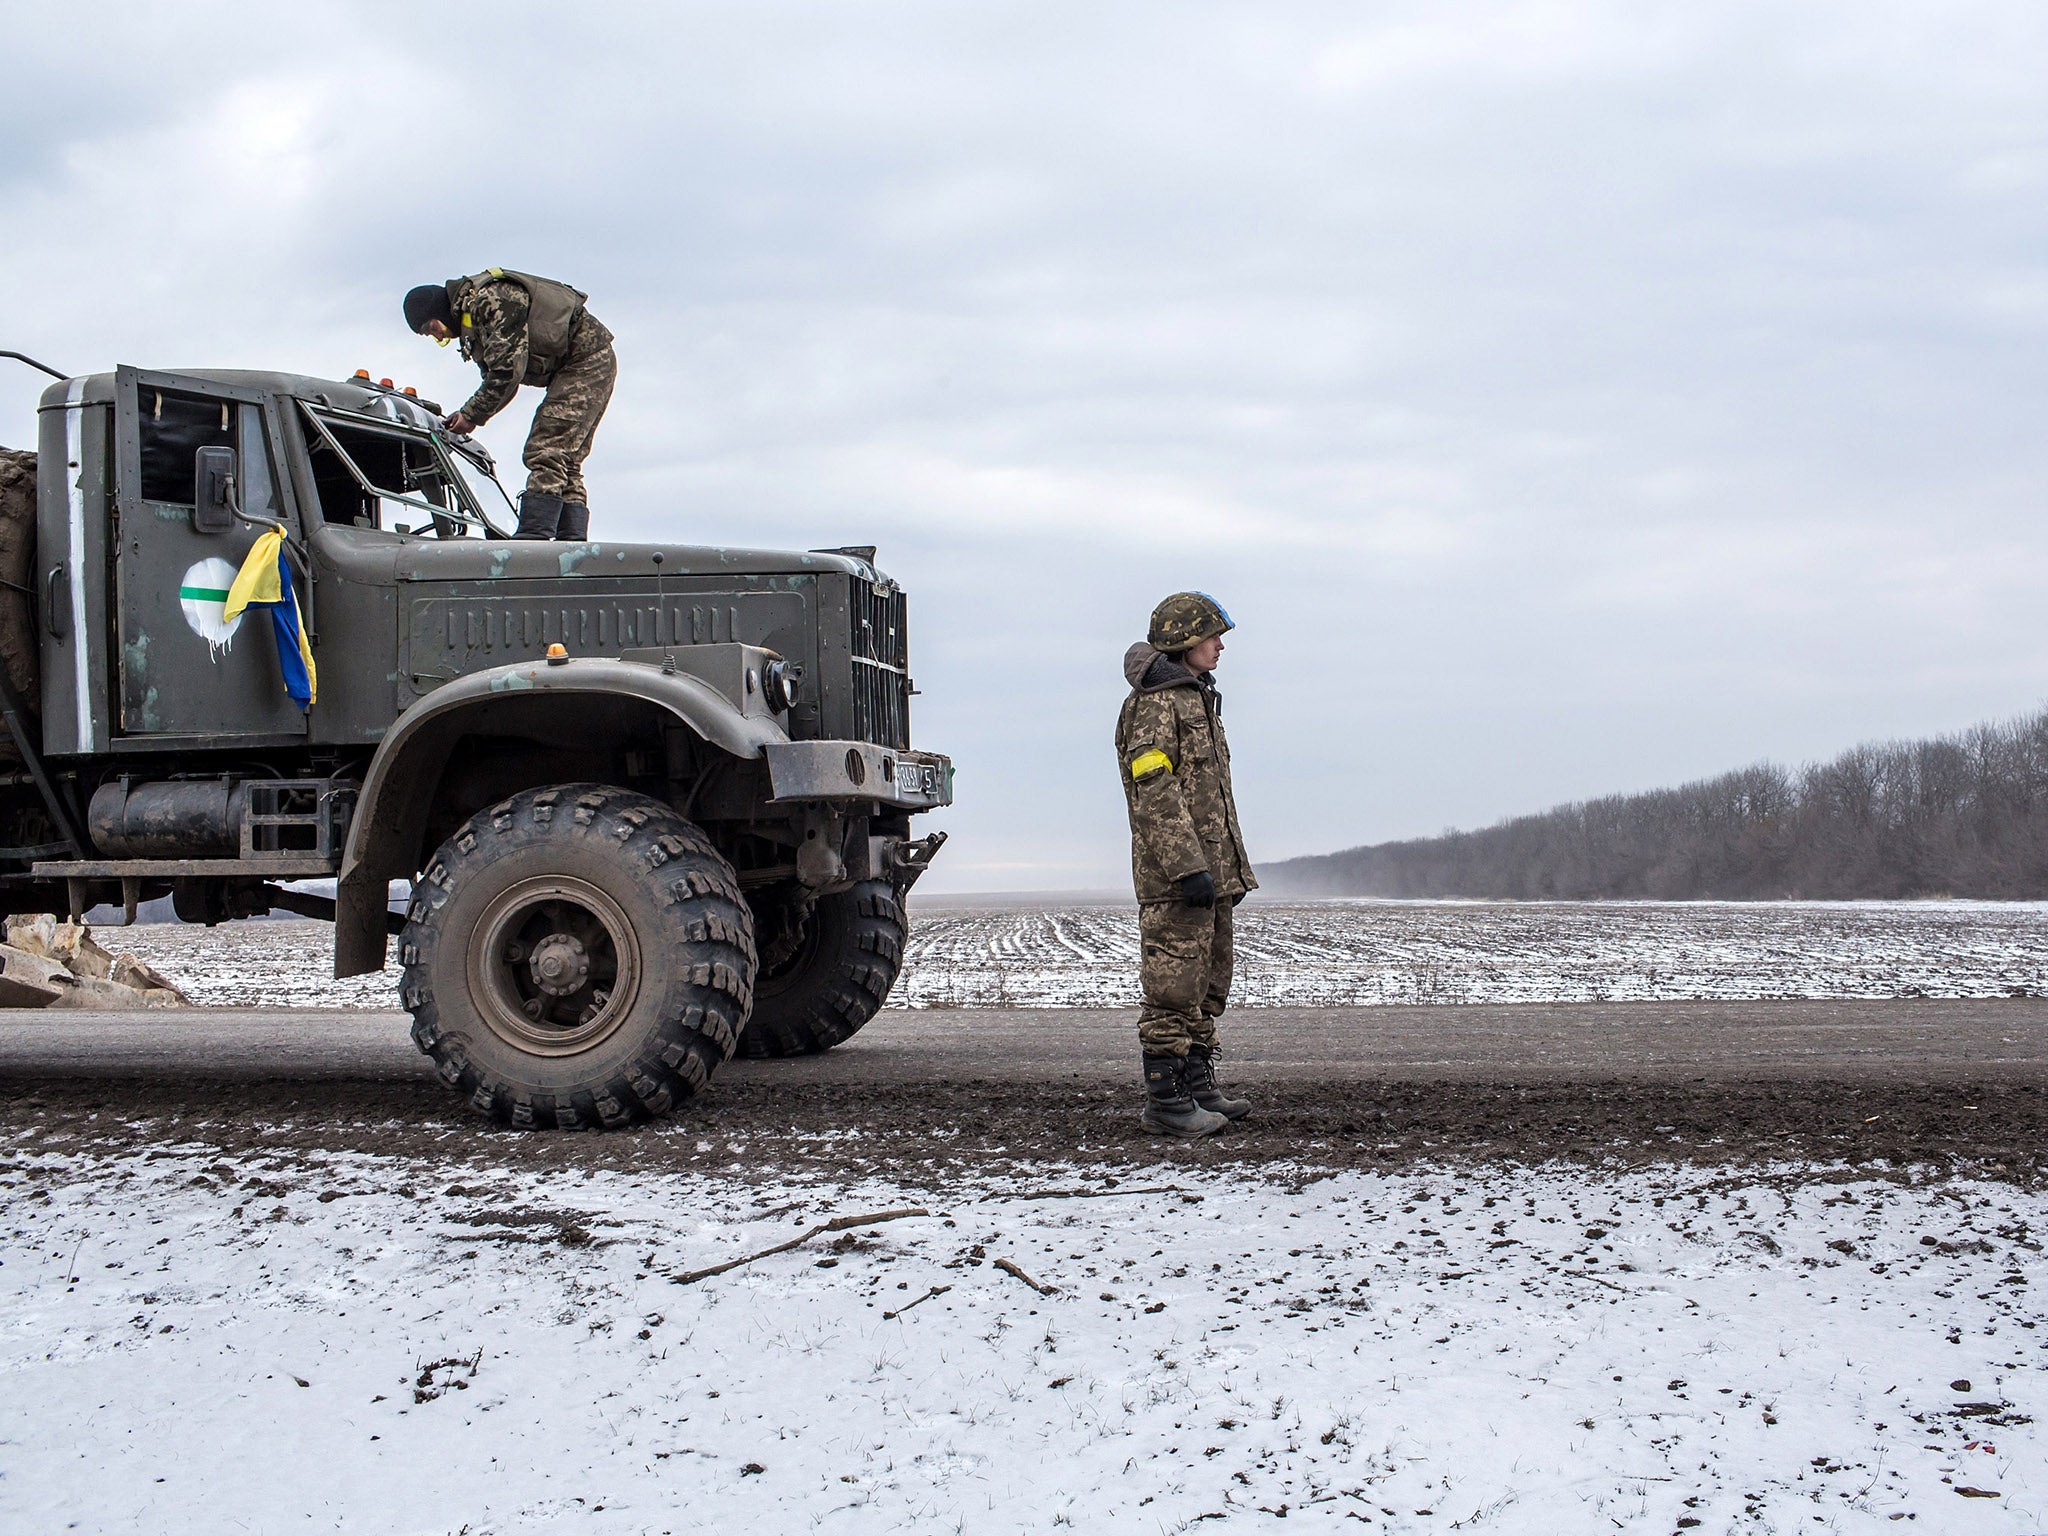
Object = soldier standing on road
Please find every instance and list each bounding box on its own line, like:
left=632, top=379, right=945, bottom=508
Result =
left=1116, top=592, right=1258, bottom=1138
left=403, top=269, right=616, bottom=541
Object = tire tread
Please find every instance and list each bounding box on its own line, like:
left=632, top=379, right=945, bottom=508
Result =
left=399, top=783, right=757, bottom=1128
left=740, top=879, right=906, bottom=1058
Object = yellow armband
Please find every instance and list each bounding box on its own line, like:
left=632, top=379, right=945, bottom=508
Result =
left=1128, top=749, right=1173, bottom=781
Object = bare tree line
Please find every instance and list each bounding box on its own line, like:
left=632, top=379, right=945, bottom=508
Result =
left=1267, top=704, right=2048, bottom=900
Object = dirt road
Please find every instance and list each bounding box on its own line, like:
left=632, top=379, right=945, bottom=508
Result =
left=3, top=999, right=2042, bottom=1179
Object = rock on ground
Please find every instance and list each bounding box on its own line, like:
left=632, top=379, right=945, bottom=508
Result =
left=0, top=915, right=188, bottom=1009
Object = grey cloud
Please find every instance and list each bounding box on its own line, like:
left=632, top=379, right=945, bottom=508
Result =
left=2, top=1, right=2044, bottom=889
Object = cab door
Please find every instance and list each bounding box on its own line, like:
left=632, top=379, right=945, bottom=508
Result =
left=110, top=367, right=309, bottom=741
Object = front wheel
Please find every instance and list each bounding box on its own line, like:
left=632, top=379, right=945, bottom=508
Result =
left=739, top=880, right=905, bottom=1058
left=400, top=784, right=757, bottom=1128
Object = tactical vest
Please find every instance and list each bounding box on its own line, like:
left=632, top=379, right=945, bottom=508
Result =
left=445, top=267, right=589, bottom=383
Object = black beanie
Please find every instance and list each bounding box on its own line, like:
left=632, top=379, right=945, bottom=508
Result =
left=402, top=284, right=454, bottom=333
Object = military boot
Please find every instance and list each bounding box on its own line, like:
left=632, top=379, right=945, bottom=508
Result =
left=515, top=490, right=564, bottom=539
left=1141, top=1053, right=1229, bottom=1138
left=1184, top=1043, right=1250, bottom=1120
left=556, top=501, right=590, bottom=541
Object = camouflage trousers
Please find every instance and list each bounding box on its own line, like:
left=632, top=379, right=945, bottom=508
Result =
left=522, top=342, right=617, bottom=504
left=1135, top=897, right=1234, bottom=1057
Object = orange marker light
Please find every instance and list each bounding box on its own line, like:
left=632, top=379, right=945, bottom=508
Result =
left=402, top=386, right=417, bottom=397
left=546, top=643, right=569, bottom=664
left=353, top=368, right=370, bottom=379
left=379, top=377, right=393, bottom=388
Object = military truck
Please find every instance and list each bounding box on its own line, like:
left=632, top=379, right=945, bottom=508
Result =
left=0, top=353, right=950, bottom=1127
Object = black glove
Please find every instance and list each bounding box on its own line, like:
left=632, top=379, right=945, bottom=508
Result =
left=1178, top=870, right=1216, bottom=908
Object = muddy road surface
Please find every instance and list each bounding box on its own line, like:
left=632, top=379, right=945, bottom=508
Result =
left=3, top=999, right=2042, bottom=1181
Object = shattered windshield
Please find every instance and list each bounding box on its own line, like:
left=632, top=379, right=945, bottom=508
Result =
left=298, top=403, right=512, bottom=538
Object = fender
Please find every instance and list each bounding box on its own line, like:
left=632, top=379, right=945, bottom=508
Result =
left=333, top=656, right=789, bottom=977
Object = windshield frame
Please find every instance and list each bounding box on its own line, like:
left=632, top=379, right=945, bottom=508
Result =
left=296, top=401, right=512, bottom=539
left=442, top=434, right=521, bottom=534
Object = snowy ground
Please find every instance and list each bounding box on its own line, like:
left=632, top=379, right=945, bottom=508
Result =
left=99, top=897, right=2048, bottom=1010
left=23, top=901, right=2041, bottom=1529
left=2, top=1142, right=2042, bottom=1533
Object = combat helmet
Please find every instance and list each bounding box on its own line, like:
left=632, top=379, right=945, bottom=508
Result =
left=1148, top=591, right=1234, bottom=654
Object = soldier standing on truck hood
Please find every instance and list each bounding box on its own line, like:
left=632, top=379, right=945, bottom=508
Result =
left=403, top=269, right=616, bottom=541
left=1116, top=591, right=1258, bottom=1138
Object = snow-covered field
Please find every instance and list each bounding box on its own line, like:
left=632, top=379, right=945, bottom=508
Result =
left=899, top=899, right=2048, bottom=1009
left=2, top=1144, right=2041, bottom=1533
left=103, top=898, right=2048, bottom=1010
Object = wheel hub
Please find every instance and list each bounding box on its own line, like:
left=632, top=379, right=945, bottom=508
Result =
left=466, top=876, right=642, bottom=1056
left=528, top=933, right=591, bottom=996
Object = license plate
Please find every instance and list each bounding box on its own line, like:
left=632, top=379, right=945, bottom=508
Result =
left=895, top=759, right=928, bottom=797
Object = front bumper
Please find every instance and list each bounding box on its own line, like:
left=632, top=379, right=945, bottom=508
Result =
left=763, top=742, right=953, bottom=810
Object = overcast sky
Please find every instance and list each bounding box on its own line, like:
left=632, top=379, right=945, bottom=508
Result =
left=4, top=2, right=2045, bottom=891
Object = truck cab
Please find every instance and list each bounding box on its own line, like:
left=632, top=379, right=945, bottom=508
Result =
left=0, top=362, right=950, bottom=1126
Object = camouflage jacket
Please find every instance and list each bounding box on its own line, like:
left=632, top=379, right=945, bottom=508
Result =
left=454, top=278, right=614, bottom=427
left=1115, top=643, right=1257, bottom=903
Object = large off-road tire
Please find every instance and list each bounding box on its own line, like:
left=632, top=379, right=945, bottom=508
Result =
left=739, top=879, right=905, bottom=1058
left=399, top=784, right=757, bottom=1128
left=0, top=448, right=38, bottom=760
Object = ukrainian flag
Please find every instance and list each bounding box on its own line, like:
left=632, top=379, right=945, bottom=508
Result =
left=223, top=529, right=317, bottom=709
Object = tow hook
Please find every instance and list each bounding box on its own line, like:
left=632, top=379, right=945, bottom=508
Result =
left=888, top=830, right=948, bottom=890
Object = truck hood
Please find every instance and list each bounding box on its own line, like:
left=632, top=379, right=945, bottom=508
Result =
left=389, top=538, right=887, bottom=585
left=308, top=523, right=889, bottom=587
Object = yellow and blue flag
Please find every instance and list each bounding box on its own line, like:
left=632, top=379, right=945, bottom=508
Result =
left=223, top=530, right=317, bottom=709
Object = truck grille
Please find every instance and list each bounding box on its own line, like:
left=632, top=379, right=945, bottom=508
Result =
left=850, top=578, right=910, bottom=749
left=853, top=578, right=907, bottom=668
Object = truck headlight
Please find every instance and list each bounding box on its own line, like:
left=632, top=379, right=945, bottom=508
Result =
left=762, top=659, right=799, bottom=713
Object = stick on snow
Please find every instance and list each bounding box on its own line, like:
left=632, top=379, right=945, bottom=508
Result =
left=883, top=1284, right=950, bottom=1320
left=669, top=1208, right=930, bottom=1285
left=994, top=1258, right=1057, bottom=1295
left=1562, top=1268, right=1630, bottom=1292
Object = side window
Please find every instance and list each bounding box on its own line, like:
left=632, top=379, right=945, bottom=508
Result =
left=133, top=390, right=285, bottom=524
left=237, top=404, right=281, bottom=520
left=137, top=389, right=233, bottom=504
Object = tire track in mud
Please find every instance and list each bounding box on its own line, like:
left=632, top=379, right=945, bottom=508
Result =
left=6, top=996, right=2043, bottom=1186
left=5, top=1078, right=2041, bottom=1187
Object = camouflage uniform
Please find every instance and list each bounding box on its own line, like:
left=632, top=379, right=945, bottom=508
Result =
left=1136, top=897, right=1236, bottom=1055
left=454, top=277, right=617, bottom=509
left=1116, top=639, right=1256, bottom=1057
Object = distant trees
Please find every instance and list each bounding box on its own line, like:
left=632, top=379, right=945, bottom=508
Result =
left=1267, top=705, right=2048, bottom=900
